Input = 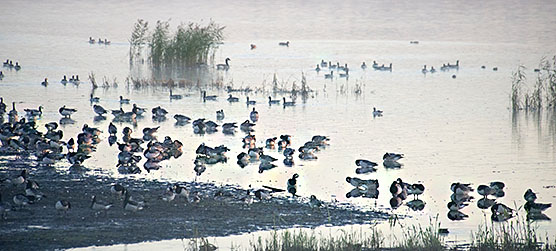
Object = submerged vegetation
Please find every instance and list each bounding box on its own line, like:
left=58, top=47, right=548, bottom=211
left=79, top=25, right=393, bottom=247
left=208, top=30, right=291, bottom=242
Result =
left=129, top=19, right=225, bottom=68
left=511, top=56, right=556, bottom=111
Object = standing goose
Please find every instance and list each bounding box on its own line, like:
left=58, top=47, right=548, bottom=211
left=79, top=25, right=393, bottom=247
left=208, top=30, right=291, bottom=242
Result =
left=287, top=174, right=299, bottom=197
left=250, top=107, right=259, bottom=122
left=216, top=58, right=231, bottom=70
left=0, top=97, right=6, bottom=114
left=59, top=105, right=77, bottom=118
left=90, top=93, right=100, bottom=103
left=8, top=102, right=18, bottom=123
left=24, top=106, right=43, bottom=117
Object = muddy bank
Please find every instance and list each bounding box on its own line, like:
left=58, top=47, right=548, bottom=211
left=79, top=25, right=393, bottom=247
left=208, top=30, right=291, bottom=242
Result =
left=0, top=165, right=390, bottom=250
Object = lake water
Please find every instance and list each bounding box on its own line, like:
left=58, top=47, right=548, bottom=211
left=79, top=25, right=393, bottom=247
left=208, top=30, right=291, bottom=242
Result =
left=2, top=0, right=556, bottom=249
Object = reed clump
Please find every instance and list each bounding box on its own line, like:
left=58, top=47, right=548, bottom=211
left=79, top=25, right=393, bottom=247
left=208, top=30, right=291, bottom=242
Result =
left=511, top=56, right=556, bottom=111
left=129, top=19, right=225, bottom=68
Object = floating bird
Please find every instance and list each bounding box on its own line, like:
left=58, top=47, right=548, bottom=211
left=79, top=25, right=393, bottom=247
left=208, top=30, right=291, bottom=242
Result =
left=90, top=93, right=100, bottom=103
left=41, top=78, right=48, bottom=86
left=227, top=94, right=239, bottom=102
left=268, top=96, right=280, bottom=105
left=202, top=91, right=217, bottom=102
left=372, top=107, right=383, bottom=117
left=119, top=96, right=130, bottom=104
left=169, top=89, right=183, bottom=100
left=216, top=58, right=231, bottom=70
left=279, top=41, right=290, bottom=46
left=283, top=97, right=295, bottom=107
left=309, top=195, right=323, bottom=208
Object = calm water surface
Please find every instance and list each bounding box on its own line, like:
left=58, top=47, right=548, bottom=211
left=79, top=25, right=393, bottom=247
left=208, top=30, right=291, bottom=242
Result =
left=2, top=0, right=556, bottom=249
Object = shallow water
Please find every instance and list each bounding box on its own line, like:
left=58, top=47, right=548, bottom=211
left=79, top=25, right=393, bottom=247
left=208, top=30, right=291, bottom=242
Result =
left=2, top=0, right=556, bottom=248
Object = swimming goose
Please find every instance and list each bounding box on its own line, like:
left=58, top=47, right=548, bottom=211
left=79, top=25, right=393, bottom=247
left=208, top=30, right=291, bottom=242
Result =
left=246, top=97, right=256, bottom=105
left=202, top=91, right=217, bottom=102
left=250, top=107, right=259, bottom=122
left=372, top=107, right=383, bottom=117
left=524, top=189, right=537, bottom=202
left=2, top=59, right=9, bottom=67
left=324, top=71, right=333, bottom=79
left=451, top=182, right=473, bottom=194
left=320, top=60, right=328, bottom=68
left=361, top=62, right=367, bottom=69
left=339, top=68, right=349, bottom=78
left=279, top=41, right=290, bottom=46
left=268, top=96, right=280, bottom=105
left=119, top=96, right=130, bottom=104
left=104, top=39, right=111, bottom=45
left=282, top=97, right=295, bottom=107
left=24, top=106, right=43, bottom=117
left=216, top=110, right=225, bottom=120
left=55, top=200, right=71, bottom=214
left=227, top=94, right=239, bottom=102
left=59, top=105, right=77, bottom=118
left=90, top=93, right=100, bottom=103
left=421, top=65, right=428, bottom=74
left=41, top=78, right=48, bottom=86
left=14, top=62, right=21, bottom=71
left=315, top=64, right=321, bottom=72
left=430, top=66, right=436, bottom=73
left=169, top=89, right=182, bottom=100
left=216, top=58, right=230, bottom=70
left=89, top=37, right=95, bottom=44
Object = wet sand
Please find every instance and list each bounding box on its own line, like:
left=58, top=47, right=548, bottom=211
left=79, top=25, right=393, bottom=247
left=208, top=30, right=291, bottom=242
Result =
left=0, top=164, right=389, bottom=250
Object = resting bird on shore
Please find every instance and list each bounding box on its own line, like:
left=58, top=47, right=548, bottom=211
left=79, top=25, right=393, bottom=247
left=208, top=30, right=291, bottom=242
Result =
left=55, top=200, right=71, bottom=214
left=123, top=191, right=144, bottom=212
left=110, top=184, right=126, bottom=196
left=91, top=196, right=113, bottom=214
